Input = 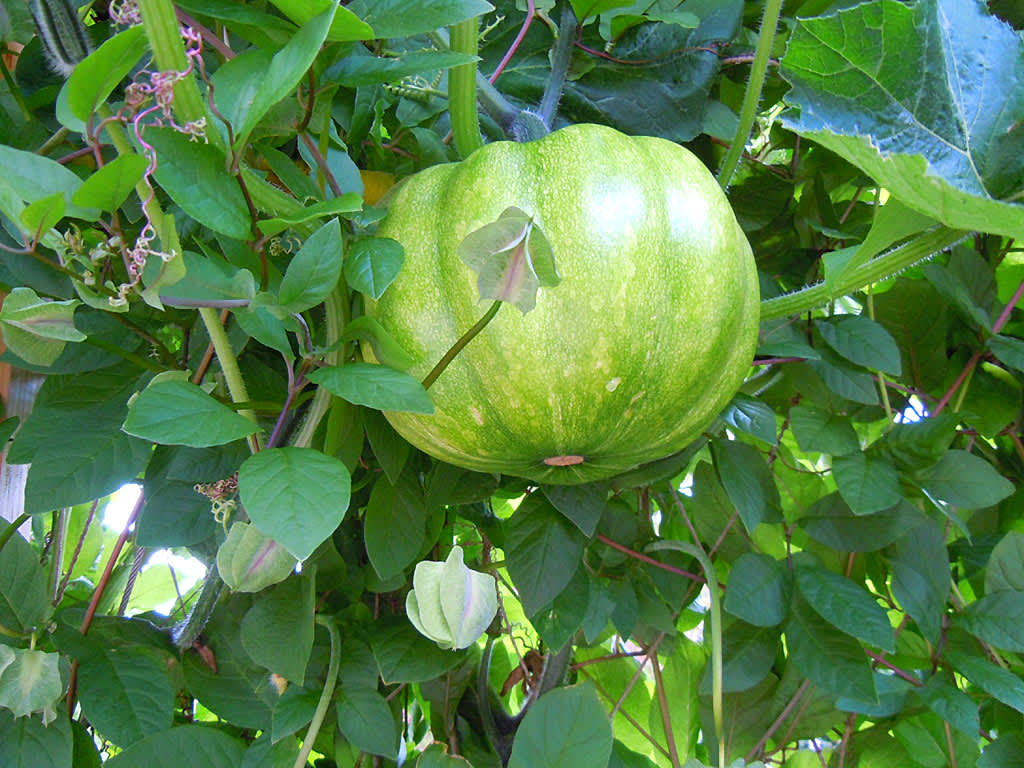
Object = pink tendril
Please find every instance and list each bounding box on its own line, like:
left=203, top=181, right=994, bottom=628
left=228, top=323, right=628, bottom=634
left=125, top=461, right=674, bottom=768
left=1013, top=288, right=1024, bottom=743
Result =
left=490, top=0, right=536, bottom=84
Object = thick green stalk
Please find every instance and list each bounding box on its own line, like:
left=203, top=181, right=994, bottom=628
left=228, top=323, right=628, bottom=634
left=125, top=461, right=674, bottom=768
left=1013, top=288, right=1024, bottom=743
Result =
left=759, top=227, right=967, bottom=321
left=294, top=615, right=341, bottom=768
left=717, top=0, right=783, bottom=189
left=449, top=18, right=484, bottom=158
left=422, top=300, right=502, bottom=389
left=648, top=540, right=723, bottom=768
left=536, top=2, right=577, bottom=128
left=0, top=513, right=31, bottom=555
left=198, top=307, right=262, bottom=452
left=292, top=288, right=347, bottom=450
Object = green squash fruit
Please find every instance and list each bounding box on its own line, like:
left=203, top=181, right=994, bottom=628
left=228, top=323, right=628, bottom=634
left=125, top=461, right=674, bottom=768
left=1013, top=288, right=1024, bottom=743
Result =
left=364, top=124, right=759, bottom=484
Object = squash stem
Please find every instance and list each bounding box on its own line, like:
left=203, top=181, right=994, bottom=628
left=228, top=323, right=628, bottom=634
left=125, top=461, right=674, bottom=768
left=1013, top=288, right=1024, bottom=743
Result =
left=294, top=615, right=341, bottom=768
left=537, top=2, right=578, bottom=128
left=423, top=300, right=502, bottom=390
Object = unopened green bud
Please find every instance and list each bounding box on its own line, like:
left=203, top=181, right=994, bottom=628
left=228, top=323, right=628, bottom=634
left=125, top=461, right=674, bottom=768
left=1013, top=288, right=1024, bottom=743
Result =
left=405, top=546, right=497, bottom=651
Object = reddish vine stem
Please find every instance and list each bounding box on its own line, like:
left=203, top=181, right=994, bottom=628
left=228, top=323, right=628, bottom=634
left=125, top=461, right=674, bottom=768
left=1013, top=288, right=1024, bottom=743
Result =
left=934, top=276, right=1024, bottom=415
left=745, top=679, right=811, bottom=761
left=863, top=649, right=922, bottom=686
left=650, top=652, right=681, bottom=768
left=66, top=492, right=145, bottom=717
left=595, top=534, right=702, bottom=582
left=490, top=0, right=535, bottom=83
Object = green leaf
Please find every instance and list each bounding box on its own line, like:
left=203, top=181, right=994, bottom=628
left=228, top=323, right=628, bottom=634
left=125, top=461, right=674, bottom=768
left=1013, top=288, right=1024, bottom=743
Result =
left=542, top=482, right=607, bottom=537
left=0, top=710, right=72, bottom=768
left=0, top=532, right=47, bottom=634
left=104, top=726, right=246, bottom=768
left=371, top=618, right=464, bottom=683
left=978, top=733, right=1024, bottom=768
left=945, top=650, right=1024, bottom=714
left=238, top=447, right=351, bottom=561
left=781, top=0, right=1024, bottom=240
left=816, top=315, right=902, bottom=376
left=363, top=409, right=409, bottom=484
left=506, top=493, right=587, bottom=617
left=308, top=363, right=433, bottom=413
left=986, top=531, right=1024, bottom=594
left=347, top=0, right=495, bottom=38
left=954, top=590, right=1024, bottom=652
left=571, top=0, right=634, bottom=21
left=719, top=395, right=778, bottom=444
left=19, top=191, right=65, bottom=236
left=458, top=206, right=561, bottom=313
left=241, top=733, right=299, bottom=768
left=703, top=622, right=778, bottom=694
left=988, top=333, right=1024, bottom=374
left=788, top=404, right=860, bottom=456
left=267, top=0, right=373, bottom=41
left=66, top=25, right=147, bottom=120
left=795, top=565, right=895, bottom=652
left=833, top=200, right=939, bottom=290
left=327, top=50, right=476, bottom=87
left=785, top=593, right=877, bottom=703
left=917, top=450, right=1014, bottom=509
left=508, top=682, right=613, bottom=768
left=0, top=144, right=98, bottom=224
left=363, top=475, right=427, bottom=580
left=149, top=127, right=251, bottom=239
left=417, top=743, right=475, bottom=767
left=231, top=4, right=338, bottom=149
left=271, top=686, right=320, bottom=742
left=9, top=364, right=151, bottom=514
left=278, top=218, right=344, bottom=313
left=122, top=380, right=260, bottom=447
left=72, top=153, right=149, bottom=213
left=874, top=277, right=950, bottom=391
left=240, top=572, right=315, bottom=683
left=77, top=647, right=174, bottom=747
left=0, top=648, right=62, bottom=718
left=650, top=639, right=703, bottom=756
left=831, top=452, right=902, bottom=516
left=342, top=315, right=417, bottom=370
left=888, top=522, right=950, bottom=644
left=807, top=350, right=878, bottom=405
left=914, top=676, right=980, bottom=739
left=531, top=564, right=589, bottom=650
left=724, top=553, right=790, bottom=628
left=711, top=439, right=781, bottom=532
left=345, top=237, right=405, bottom=300
left=336, top=686, right=398, bottom=760
left=0, top=287, right=84, bottom=366
left=256, top=194, right=363, bottom=237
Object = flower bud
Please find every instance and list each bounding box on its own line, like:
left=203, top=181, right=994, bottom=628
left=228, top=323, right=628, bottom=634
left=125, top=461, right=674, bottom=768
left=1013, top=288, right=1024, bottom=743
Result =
left=405, top=546, right=497, bottom=650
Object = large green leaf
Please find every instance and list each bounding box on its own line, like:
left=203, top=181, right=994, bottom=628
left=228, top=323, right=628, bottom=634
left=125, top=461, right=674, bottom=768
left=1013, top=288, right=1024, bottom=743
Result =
left=371, top=618, right=464, bottom=684
left=795, top=565, right=895, bottom=652
left=780, top=0, right=1024, bottom=240
left=542, top=482, right=607, bottom=537
left=788, top=404, right=860, bottom=456
left=816, top=315, right=902, bottom=376
left=649, top=639, right=704, bottom=759
left=0, top=144, right=99, bottom=224
left=104, top=726, right=246, bottom=768
left=347, top=0, right=494, bottom=38
left=831, top=451, right=902, bottom=516
left=914, top=676, right=979, bottom=738
left=0, top=531, right=49, bottom=633
left=238, top=447, right=351, bottom=561
left=978, top=733, right=1024, bottom=768
left=711, top=439, right=781, bottom=531
left=916, top=450, right=1015, bottom=509
left=888, top=522, right=951, bottom=644
left=0, top=648, right=62, bottom=718
left=945, top=650, right=1024, bottom=714
left=505, top=493, right=587, bottom=617
left=122, top=380, right=259, bottom=447
left=336, top=686, right=398, bottom=760
left=986, top=531, right=1024, bottom=594
left=240, top=572, right=315, bottom=683
left=508, top=682, right=613, bottom=768
left=77, top=647, right=174, bottom=748
left=66, top=26, right=147, bottom=121
left=277, top=218, right=344, bottom=313
left=363, top=475, right=427, bottom=580
left=344, top=236, right=405, bottom=299
left=724, top=553, right=790, bottom=627
left=308, top=363, right=434, bottom=414
left=0, top=710, right=73, bottom=768
left=954, top=590, right=1024, bottom=652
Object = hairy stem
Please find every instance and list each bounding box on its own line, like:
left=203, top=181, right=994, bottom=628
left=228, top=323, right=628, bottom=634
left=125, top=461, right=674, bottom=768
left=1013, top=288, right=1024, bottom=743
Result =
left=760, top=227, right=967, bottom=321
left=449, top=18, right=484, bottom=158
left=717, top=0, right=783, bottom=188
left=537, top=3, right=578, bottom=128
left=294, top=615, right=341, bottom=768
left=423, top=300, right=502, bottom=389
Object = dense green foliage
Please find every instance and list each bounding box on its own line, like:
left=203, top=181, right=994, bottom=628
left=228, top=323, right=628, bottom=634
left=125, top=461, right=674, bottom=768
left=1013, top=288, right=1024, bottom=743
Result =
left=0, top=0, right=1022, bottom=767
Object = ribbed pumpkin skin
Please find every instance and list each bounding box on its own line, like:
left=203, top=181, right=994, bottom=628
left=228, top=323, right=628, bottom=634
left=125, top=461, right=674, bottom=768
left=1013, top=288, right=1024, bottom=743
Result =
left=365, top=124, right=759, bottom=484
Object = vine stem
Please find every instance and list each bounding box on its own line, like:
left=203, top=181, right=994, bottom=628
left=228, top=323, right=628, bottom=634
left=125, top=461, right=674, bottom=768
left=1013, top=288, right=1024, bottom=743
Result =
left=422, top=300, right=502, bottom=390
left=294, top=615, right=341, bottom=768
left=717, top=0, right=783, bottom=188
left=647, top=540, right=724, bottom=768
left=0, top=513, right=31, bottom=554
left=198, top=307, right=262, bottom=452
left=759, top=227, right=967, bottom=321
left=449, top=18, right=484, bottom=158
left=536, top=2, right=578, bottom=128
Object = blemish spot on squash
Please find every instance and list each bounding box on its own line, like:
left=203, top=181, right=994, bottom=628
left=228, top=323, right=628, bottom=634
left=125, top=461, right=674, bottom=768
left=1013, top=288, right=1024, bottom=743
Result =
left=605, top=377, right=621, bottom=392
left=543, top=454, right=586, bottom=466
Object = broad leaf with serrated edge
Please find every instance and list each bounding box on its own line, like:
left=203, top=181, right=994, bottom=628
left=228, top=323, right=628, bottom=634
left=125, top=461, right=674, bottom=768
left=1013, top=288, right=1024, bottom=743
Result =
left=780, top=0, right=1024, bottom=239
